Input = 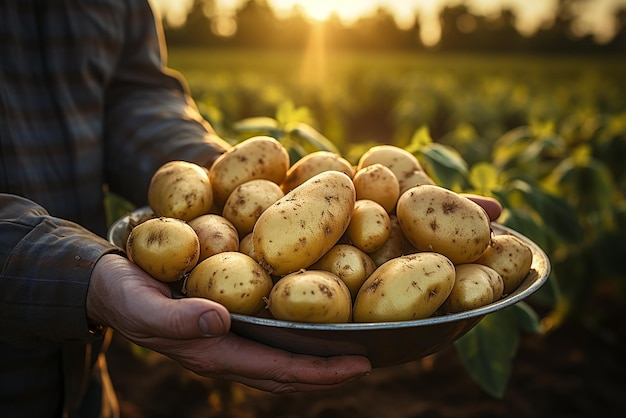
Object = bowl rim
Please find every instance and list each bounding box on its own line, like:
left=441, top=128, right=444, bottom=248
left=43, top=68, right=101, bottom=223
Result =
left=109, top=207, right=551, bottom=332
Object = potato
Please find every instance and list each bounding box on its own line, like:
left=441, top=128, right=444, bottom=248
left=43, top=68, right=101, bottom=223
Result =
left=399, top=169, right=436, bottom=195
left=253, top=171, right=356, bottom=276
left=369, top=215, right=417, bottom=267
left=344, top=199, right=391, bottom=254
left=267, top=270, right=352, bottom=323
left=396, top=185, right=491, bottom=264
left=281, top=151, right=355, bottom=193
left=239, top=233, right=257, bottom=261
left=188, top=214, right=239, bottom=262
left=310, top=244, right=377, bottom=299
left=222, top=179, right=284, bottom=237
left=148, top=161, right=213, bottom=222
left=353, top=252, right=455, bottom=322
left=460, top=193, right=503, bottom=222
left=441, top=263, right=504, bottom=313
left=356, top=145, right=430, bottom=196
left=185, top=252, right=273, bottom=315
left=209, top=136, right=290, bottom=208
left=352, top=163, right=400, bottom=213
left=475, top=234, right=533, bottom=294
left=126, top=217, right=200, bottom=282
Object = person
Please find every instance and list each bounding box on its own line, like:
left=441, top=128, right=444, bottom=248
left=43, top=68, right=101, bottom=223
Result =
left=0, top=1, right=372, bottom=417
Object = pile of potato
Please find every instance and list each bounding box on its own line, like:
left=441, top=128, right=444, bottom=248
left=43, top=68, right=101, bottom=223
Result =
left=125, top=136, right=533, bottom=323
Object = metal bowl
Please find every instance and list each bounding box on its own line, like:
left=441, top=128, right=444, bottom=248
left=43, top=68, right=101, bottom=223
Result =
left=108, top=207, right=550, bottom=368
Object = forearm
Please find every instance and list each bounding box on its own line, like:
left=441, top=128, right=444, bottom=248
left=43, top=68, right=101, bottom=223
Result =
left=0, top=194, right=122, bottom=345
left=103, top=1, right=231, bottom=206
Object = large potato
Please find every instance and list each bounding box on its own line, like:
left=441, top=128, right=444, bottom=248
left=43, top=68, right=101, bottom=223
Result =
left=281, top=151, right=355, bottom=193
left=253, top=171, right=356, bottom=276
left=185, top=252, right=273, bottom=315
left=209, top=136, right=290, bottom=208
left=267, top=270, right=352, bottom=323
left=369, top=215, right=417, bottom=267
left=126, top=217, right=200, bottom=282
left=222, top=179, right=284, bottom=237
left=148, top=161, right=213, bottom=222
left=352, top=163, right=400, bottom=213
left=188, top=214, right=239, bottom=262
left=344, top=199, right=391, bottom=254
left=396, top=185, right=491, bottom=264
left=441, top=263, right=504, bottom=313
left=310, top=244, right=377, bottom=299
left=353, top=252, right=455, bottom=322
left=356, top=145, right=431, bottom=195
left=475, top=234, right=533, bottom=294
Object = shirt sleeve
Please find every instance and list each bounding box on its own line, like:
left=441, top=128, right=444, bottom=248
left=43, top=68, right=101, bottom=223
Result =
left=103, top=0, right=232, bottom=207
left=0, top=194, right=123, bottom=344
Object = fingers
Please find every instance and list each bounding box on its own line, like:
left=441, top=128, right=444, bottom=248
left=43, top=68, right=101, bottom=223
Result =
left=167, top=333, right=371, bottom=392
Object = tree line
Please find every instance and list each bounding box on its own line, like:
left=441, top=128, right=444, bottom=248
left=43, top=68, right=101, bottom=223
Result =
left=164, top=0, right=626, bottom=54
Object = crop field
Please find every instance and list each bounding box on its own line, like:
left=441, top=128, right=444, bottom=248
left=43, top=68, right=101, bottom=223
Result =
left=107, top=49, right=626, bottom=417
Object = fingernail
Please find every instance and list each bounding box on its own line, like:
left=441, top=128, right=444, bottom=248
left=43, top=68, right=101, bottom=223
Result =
left=199, top=310, right=225, bottom=336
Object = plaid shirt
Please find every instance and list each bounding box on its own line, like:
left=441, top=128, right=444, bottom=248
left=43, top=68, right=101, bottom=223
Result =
left=0, top=1, right=231, bottom=416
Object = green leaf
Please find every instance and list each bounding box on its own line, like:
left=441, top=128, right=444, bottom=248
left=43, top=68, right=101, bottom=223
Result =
left=469, top=162, right=500, bottom=196
left=288, top=122, right=340, bottom=154
left=455, top=304, right=542, bottom=398
left=405, top=125, right=433, bottom=153
left=232, top=116, right=284, bottom=140
left=419, top=143, right=469, bottom=190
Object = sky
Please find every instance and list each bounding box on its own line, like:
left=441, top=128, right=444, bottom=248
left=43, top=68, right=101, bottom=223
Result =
left=150, top=0, right=626, bottom=45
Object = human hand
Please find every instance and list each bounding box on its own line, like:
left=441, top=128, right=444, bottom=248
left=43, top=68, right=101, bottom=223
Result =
left=87, top=254, right=372, bottom=393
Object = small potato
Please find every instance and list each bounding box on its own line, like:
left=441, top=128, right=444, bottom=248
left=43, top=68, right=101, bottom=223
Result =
left=222, top=179, right=284, bottom=237
left=356, top=145, right=428, bottom=195
left=281, top=151, right=355, bottom=193
left=441, top=263, right=504, bottom=313
left=253, top=171, right=356, bottom=276
left=396, top=185, right=491, bottom=264
left=369, top=215, right=417, bottom=267
left=310, top=244, right=377, bottom=299
left=239, top=233, right=257, bottom=261
left=126, top=217, right=200, bottom=282
left=353, top=252, right=455, bottom=322
left=186, top=252, right=273, bottom=315
left=345, top=200, right=391, bottom=254
left=148, top=161, right=213, bottom=221
left=188, top=214, right=239, bottom=262
left=209, top=136, right=290, bottom=208
left=475, top=234, right=533, bottom=294
left=352, top=163, right=400, bottom=213
left=399, top=169, right=436, bottom=195
left=267, top=270, right=352, bottom=323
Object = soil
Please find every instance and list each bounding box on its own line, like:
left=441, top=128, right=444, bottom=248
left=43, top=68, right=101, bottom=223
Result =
left=107, top=288, right=625, bottom=418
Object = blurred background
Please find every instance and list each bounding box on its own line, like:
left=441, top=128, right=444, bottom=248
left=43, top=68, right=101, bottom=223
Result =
left=107, top=1, right=626, bottom=416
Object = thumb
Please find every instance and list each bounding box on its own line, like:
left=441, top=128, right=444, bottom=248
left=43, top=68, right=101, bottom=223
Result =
left=149, top=295, right=232, bottom=340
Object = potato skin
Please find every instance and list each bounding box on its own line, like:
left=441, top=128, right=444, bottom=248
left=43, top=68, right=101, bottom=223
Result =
left=186, top=252, right=273, bottom=315
left=209, top=136, right=289, bottom=208
left=188, top=214, right=239, bottom=262
left=281, top=151, right=355, bottom=193
left=267, top=270, right=352, bottom=323
left=345, top=199, right=391, bottom=254
left=222, top=179, right=284, bottom=237
left=126, top=217, right=200, bottom=283
left=352, top=163, right=400, bottom=213
left=353, top=252, right=455, bottom=322
left=148, top=161, right=213, bottom=222
left=396, top=185, right=491, bottom=264
left=441, top=264, right=503, bottom=313
left=310, top=244, right=377, bottom=299
left=475, top=234, right=533, bottom=294
left=356, top=145, right=429, bottom=196
left=253, top=171, right=356, bottom=276
left=369, top=215, right=417, bottom=267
